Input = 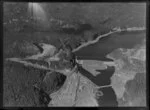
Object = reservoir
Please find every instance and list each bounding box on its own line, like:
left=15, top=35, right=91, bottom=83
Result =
left=76, top=31, right=145, bottom=106
left=97, top=87, right=118, bottom=106
left=78, top=65, right=118, bottom=106
left=74, top=31, right=145, bottom=61
left=78, top=65, right=115, bottom=86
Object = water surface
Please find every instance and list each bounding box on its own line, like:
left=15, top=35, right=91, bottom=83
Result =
left=75, top=31, right=145, bottom=61
left=76, top=31, right=145, bottom=106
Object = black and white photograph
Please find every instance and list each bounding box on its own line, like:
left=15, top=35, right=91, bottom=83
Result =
left=3, top=2, right=146, bottom=107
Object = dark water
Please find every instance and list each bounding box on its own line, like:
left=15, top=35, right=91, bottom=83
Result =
left=78, top=65, right=117, bottom=106
left=77, top=56, right=114, bottom=61
left=76, top=31, right=145, bottom=106
left=74, top=31, right=145, bottom=61
left=78, top=65, right=115, bottom=86
left=97, top=87, right=118, bottom=106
